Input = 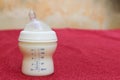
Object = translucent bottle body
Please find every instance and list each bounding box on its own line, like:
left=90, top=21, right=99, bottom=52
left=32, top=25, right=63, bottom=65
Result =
left=19, top=42, right=57, bottom=76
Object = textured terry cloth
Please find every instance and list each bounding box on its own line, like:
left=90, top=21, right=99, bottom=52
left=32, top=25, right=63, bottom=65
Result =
left=0, top=29, right=120, bottom=80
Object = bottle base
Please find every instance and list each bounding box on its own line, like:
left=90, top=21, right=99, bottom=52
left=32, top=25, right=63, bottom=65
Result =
left=22, top=71, right=54, bottom=76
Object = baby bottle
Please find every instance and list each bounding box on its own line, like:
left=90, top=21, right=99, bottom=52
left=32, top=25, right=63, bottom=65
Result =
left=18, top=10, right=57, bottom=76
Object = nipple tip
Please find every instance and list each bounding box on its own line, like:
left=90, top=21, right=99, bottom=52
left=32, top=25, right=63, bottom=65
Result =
left=29, top=10, right=36, bottom=20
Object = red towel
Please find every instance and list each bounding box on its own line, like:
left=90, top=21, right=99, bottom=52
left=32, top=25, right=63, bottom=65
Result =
left=0, top=29, right=120, bottom=80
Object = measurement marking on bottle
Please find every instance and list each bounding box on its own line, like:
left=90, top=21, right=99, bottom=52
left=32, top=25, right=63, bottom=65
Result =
left=30, top=48, right=46, bottom=72
left=35, top=61, right=39, bottom=70
left=41, top=68, right=46, bottom=71
left=31, top=69, right=34, bottom=71
left=31, top=61, right=46, bottom=71
left=40, top=56, right=44, bottom=59
left=41, top=52, right=45, bottom=54
left=41, top=62, right=44, bottom=65
left=40, top=48, right=45, bottom=50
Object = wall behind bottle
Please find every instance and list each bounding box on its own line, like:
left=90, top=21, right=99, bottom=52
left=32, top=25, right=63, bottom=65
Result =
left=0, top=0, right=120, bottom=30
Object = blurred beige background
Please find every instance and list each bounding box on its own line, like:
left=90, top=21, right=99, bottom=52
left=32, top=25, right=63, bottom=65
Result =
left=0, top=0, right=120, bottom=30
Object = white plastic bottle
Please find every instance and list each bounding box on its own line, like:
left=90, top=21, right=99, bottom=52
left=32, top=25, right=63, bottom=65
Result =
left=18, top=10, right=57, bottom=76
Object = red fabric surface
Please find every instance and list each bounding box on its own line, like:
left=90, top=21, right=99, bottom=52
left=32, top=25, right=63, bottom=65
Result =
left=0, top=29, right=120, bottom=80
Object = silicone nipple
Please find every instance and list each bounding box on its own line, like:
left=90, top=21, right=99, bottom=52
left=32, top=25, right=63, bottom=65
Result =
left=24, top=10, right=51, bottom=32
